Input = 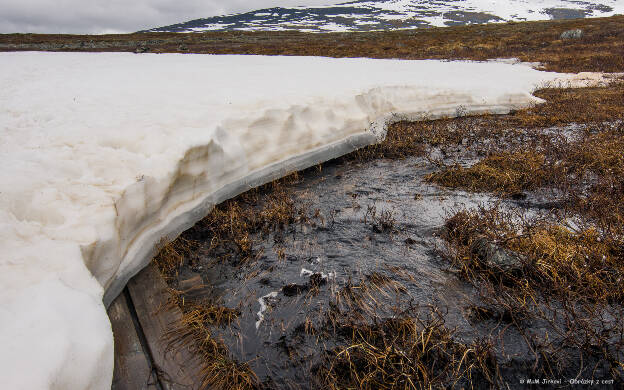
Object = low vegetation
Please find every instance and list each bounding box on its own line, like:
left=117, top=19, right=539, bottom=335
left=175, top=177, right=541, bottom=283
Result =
left=2, top=16, right=624, bottom=73
left=163, top=290, right=256, bottom=389
left=442, top=206, right=624, bottom=381
left=426, top=151, right=551, bottom=195
left=315, top=309, right=499, bottom=389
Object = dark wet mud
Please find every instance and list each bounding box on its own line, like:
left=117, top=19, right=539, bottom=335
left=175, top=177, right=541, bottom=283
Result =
left=194, top=157, right=494, bottom=385
left=165, top=143, right=623, bottom=388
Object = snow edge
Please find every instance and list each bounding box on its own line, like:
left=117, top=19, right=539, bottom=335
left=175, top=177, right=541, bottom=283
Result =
left=101, top=103, right=524, bottom=307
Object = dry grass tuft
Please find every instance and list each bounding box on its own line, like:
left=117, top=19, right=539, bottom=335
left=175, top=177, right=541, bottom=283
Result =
left=442, top=206, right=624, bottom=381
left=426, top=151, right=551, bottom=196
left=364, top=205, right=397, bottom=233
left=164, top=290, right=257, bottom=389
left=354, top=121, right=428, bottom=161
left=514, top=84, right=624, bottom=127
left=153, top=237, right=201, bottom=280
left=444, top=207, right=624, bottom=303
left=316, top=309, right=499, bottom=389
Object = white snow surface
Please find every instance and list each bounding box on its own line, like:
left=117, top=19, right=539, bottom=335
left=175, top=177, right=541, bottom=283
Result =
left=0, top=52, right=608, bottom=389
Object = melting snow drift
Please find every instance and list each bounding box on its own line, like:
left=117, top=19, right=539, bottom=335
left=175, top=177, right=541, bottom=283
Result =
left=0, top=52, right=609, bottom=389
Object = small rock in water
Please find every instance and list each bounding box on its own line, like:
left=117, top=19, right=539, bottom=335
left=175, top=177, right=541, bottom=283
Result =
left=560, top=29, right=583, bottom=40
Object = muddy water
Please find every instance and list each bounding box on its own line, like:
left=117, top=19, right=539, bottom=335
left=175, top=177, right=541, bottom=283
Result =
left=175, top=153, right=564, bottom=388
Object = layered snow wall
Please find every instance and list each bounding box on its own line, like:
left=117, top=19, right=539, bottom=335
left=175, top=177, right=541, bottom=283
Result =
left=0, top=52, right=602, bottom=389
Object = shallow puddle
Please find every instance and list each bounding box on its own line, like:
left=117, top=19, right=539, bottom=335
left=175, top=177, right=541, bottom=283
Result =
left=170, top=151, right=565, bottom=387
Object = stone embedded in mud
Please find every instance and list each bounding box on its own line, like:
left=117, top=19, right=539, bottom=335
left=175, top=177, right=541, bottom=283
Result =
left=470, top=237, right=524, bottom=274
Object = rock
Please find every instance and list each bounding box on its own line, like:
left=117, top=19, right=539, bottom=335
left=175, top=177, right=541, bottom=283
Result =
left=560, top=29, right=583, bottom=40
left=470, top=237, right=524, bottom=274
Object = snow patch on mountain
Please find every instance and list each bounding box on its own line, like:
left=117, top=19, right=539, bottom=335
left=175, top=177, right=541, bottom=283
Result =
left=145, top=0, right=623, bottom=33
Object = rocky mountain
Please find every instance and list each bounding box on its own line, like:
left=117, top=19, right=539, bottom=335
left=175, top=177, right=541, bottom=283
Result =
left=144, top=0, right=622, bottom=33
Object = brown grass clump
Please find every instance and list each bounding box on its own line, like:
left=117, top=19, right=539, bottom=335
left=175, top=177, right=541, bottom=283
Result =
left=354, top=120, right=428, bottom=161
left=153, top=237, right=202, bottom=279
left=163, top=290, right=257, bottom=390
left=444, top=207, right=624, bottom=304
left=442, top=206, right=624, bottom=381
left=426, top=151, right=552, bottom=196
left=153, top=176, right=308, bottom=272
left=171, top=295, right=241, bottom=328
left=514, top=84, right=624, bottom=128
left=510, top=225, right=623, bottom=302
left=327, top=273, right=408, bottom=324
left=364, top=205, right=397, bottom=233
left=316, top=309, right=499, bottom=389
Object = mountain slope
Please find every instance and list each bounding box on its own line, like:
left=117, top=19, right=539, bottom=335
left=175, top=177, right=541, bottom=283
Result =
left=144, top=0, right=623, bottom=33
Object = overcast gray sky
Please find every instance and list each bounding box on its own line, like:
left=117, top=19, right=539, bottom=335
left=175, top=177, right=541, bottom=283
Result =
left=0, top=0, right=338, bottom=34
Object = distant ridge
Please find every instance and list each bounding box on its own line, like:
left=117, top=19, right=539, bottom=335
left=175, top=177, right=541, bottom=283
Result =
left=142, top=0, right=623, bottom=33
